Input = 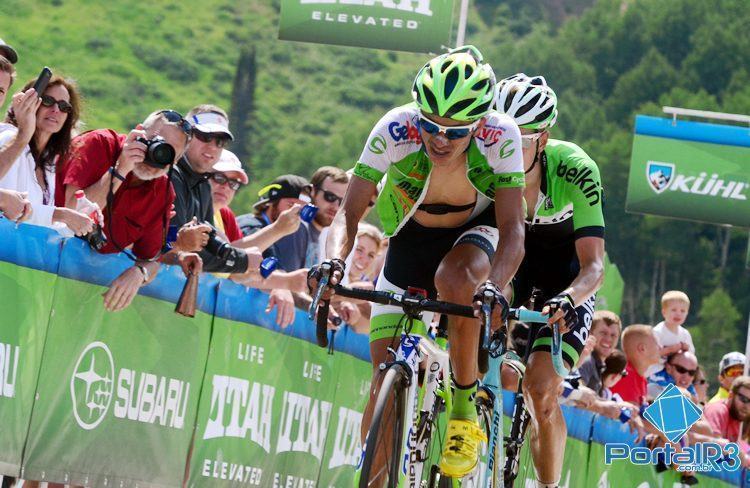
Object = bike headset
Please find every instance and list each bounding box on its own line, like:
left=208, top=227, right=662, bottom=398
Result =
left=104, top=110, right=193, bottom=263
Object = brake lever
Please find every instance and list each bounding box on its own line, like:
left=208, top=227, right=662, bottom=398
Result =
left=480, top=290, right=494, bottom=353
left=308, top=262, right=331, bottom=320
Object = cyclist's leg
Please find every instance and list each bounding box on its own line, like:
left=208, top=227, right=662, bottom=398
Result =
left=435, top=224, right=497, bottom=476
left=522, top=296, right=595, bottom=486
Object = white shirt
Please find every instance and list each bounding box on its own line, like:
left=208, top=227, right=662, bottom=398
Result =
left=0, top=124, right=58, bottom=228
left=653, top=321, right=695, bottom=354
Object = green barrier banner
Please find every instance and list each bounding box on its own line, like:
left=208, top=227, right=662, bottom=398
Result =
left=626, top=115, right=750, bottom=227
left=278, top=0, right=454, bottom=53
left=188, top=284, right=370, bottom=487
left=21, top=244, right=212, bottom=487
left=0, top=230, right=61, bottom=475
left=595, top=253, right=624, bottom=315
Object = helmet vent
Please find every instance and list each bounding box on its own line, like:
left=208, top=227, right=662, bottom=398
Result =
left=468, top=100, right=492, bottom=118
left=444, top=67, right=459, bottom=98
left=472, top=78, right=488, bottom=92
left=446, top=98, right=473, bottom=118
left=422, top=86, right=440, bottom=115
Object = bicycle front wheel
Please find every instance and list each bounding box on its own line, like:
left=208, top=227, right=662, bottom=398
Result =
left=359, top=363, right=410, bottom=488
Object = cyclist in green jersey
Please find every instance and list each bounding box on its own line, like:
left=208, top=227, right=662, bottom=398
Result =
left=310, top=46, right=526, bottom=482
left=495, top=74, right=605, bottom=488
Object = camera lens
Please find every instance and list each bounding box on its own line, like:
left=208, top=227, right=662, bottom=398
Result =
left=138, top=136, right=176, bottom=168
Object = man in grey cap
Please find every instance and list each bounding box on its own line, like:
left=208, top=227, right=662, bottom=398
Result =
left=0, top=38, right=18, bottom=64
left=709, top=351, right=747, bottom=404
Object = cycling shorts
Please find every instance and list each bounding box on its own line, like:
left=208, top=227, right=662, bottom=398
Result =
left=369, top=206, right=498, bottom=343
left=511, top=254, right=595, bottom=367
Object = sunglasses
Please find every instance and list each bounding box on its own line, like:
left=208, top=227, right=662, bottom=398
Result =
left=736, top=392, right=750, bottom=404
left=521, top=132, right=543, bottom=149
left=158, top=110, right=193, bottom=140
left=193, top=130, right=230, bottom=148
left=669, top=363, right=697, bottom=376
left=211, top=173, right=243, bottom=191
left=40, top=95, right=72, bottom=114
left=316, top=187, right=343, bottom=205
left=418, top=115, right=479, bottom=140
left=724, top=368, right=744, bottom=378
left=695, top=379, right=707, bottom=385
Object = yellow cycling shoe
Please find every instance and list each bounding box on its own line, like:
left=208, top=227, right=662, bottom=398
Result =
left=439, top=418, right=487, bottom=478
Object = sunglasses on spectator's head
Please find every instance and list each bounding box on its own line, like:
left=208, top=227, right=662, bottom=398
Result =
left=669, top=363, right=697, bottom=376
left=211, top=173, right=243, bottom=191
left=315, top=187, right=343, bottom=205
left=418, top=115, right=479, bottom=140
left=193, top=130, right=230, bottom=148
left=736, top=392, right=750, bottom=404
left=40, top=95, right=72, bottom=114
left=158, top=110, right=193, bottom=139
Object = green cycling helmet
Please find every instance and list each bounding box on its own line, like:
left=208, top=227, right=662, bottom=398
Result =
left=412, top=45, right=496, bottom=122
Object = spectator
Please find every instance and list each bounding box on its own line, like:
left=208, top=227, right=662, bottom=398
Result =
left=654, top=290, right=694, bottom=357
left=345, top=223, right=383, bottom=286
left=709, top=352, right=746, bottom=403
left=600, top=350, right=627, bottom=401
left=58, top=109, right=204, bottom=311
left=0, top=75, right=93, bottom=235
left=578, top=310, right=622, bottom=395
left=0, top=38, right=17, bottom=65
left=647, top=351, right=698, bottom=402
left=610, top=324, right=661, bottom=406
left=0, top=188, right=31, bottom=222
left=209, top=149, right=247, bottom=243
left=694, top=365, right=709, bottom=406
left=704, top=376, right=750, bottom=452
left=237, top=174, right=311, bottom=271
left=305, top=166, right=348, bottom=267
left=0, top=54, right=15, bottom=107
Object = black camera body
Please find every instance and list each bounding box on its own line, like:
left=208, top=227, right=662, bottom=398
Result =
left=137, top=136, right=176, bottom=168
left=205, top=225, right=234, bottom=262
left=78, top=223, right=107, bottom=251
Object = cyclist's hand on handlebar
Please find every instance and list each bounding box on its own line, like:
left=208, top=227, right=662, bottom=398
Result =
left=542, top=293, right=577, bottom=334
left=472, top=280, right=509, bottom=330
left=307, top=258, right=346, bottom=300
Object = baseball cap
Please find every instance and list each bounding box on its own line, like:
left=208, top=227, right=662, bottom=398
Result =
left=720, top=352, right=746, bottom=373
left=254, top=174, right=311, bottom=210
left=0, top=38, right=18, bottom=64
left=212, top=149, right=248, bottom=184
left=189, top=111, right=234, bottom=140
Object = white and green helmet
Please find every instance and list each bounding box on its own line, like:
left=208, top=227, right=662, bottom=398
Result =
left=412, top=45, right=496, bottom=122
left=496, top=73, right=558, bottom=129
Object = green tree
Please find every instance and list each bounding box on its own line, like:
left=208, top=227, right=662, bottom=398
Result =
left=691, top=288, right=743, bottom=387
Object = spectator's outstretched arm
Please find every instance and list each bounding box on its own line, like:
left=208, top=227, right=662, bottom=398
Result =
left=231, top=268, right=308, bottom=293
left=0, top=90, right=39, bottom=180
left=0, top=189, right=32, bottom=222
left=266, top=288, right=295, bottom=328
left=231, top=204, right=302, bottom=251
left=102, top=260, right=159, bottom=312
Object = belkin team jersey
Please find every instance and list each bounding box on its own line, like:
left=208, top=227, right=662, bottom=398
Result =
left=526, top=139, right=605, bottom=253
left=353, top=103, right=525, bottom=237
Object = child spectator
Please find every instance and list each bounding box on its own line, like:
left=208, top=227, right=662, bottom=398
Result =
left=610, top=324, right=662, bottom=406
left=709, top=352, right=746, bottom=404
left=600, top=350, right=627, bottom=401
left=578, top=310, right=621, bottom=395
left=654, top=290, right=694, bottom=357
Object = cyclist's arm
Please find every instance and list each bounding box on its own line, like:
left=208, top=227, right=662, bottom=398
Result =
left=561, top=236, right=604, bottom=306
left=326, top=175, right=376, bottom=262
left=490, top=187, right=525, bottom=291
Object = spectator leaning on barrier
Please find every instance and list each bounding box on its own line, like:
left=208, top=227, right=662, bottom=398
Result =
left=578, top=310, right=622, bottom=395
left=0, top=54, right=15, bottom=107
left=305, top=166, right=348, bottom=267
left=0, top=188, right=31, bottom=222
left=58, top=110, right=200, bottom=311
left=710, top=351, right=746, bottom=404
left=610, top=324, right=662, bottom=406
left=209, top=149, right=247, bottom=243
left=647, top=351, right=699, bottom=402
left=703, top=376, right=750, bottom=457
left=600, top=350, right=627, bottom=401
left=0, top=75, right=93, bottom=235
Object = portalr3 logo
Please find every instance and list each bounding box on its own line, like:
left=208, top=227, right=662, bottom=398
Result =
left=606, top=384, right=742, bottom=472
left=70, top=341, right=115, bottom=430
left=646, top=160, right=748, bottom=200
left=70, top=341, right=191, bottom=431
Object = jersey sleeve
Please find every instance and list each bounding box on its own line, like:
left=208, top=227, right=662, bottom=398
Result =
left=480, top=113, right=525, bottom=188
left=559, top=142, right=605, bottom=239
left=353, top=110, right=398, bottom=184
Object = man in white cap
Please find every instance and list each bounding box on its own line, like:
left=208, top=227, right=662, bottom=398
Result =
left=709, top=352, right=747, bottom=404
left=0, top=38, right=18, bottom=64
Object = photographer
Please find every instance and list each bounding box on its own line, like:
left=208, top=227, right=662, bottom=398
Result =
left=58, top=110, right=206, bottom=311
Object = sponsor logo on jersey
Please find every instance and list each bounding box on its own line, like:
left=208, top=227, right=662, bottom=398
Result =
left=388, top=120, right=422, bottom=145
left=476, top=125, right=503, bottom=147
left=645, top=161, right=748, bottom=200
left=368, top=135, right=387, bottom=154
left=556, top=162, right=601, bottom=206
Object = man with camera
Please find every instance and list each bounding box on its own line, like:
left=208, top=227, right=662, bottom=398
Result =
left=58, top=110, right=208, bottom=311
left=169, top=105, right=294, bottom=324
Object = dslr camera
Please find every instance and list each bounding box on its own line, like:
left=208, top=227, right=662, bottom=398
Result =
left=136, top=136, right=176, bottom=168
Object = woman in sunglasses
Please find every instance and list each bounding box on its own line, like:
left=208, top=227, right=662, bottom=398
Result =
left=0, top=74, right=93, bottom=234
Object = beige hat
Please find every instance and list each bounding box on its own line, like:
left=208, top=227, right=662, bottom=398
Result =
left=212, top=149, right=248, bottom=184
